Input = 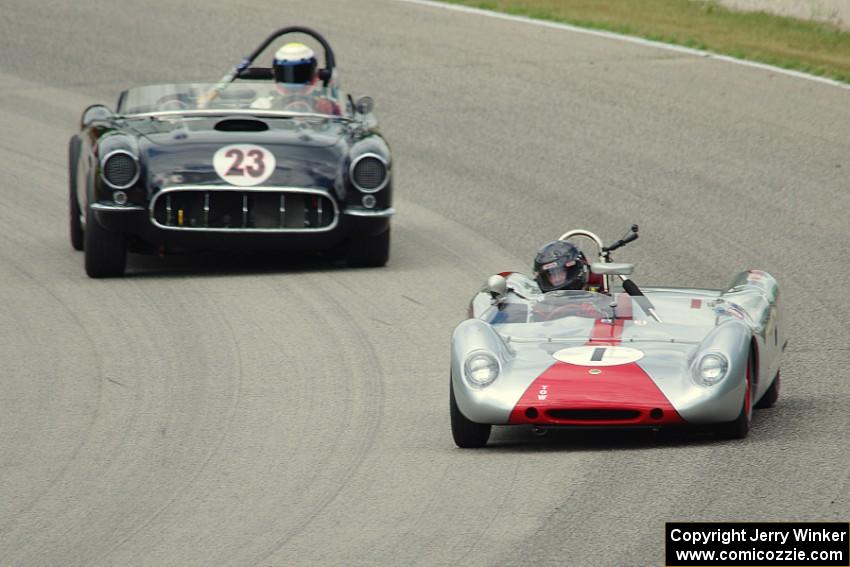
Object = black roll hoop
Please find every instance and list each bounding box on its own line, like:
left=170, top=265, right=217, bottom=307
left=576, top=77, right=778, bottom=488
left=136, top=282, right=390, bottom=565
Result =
left=236, top=26, right=336, bottom=87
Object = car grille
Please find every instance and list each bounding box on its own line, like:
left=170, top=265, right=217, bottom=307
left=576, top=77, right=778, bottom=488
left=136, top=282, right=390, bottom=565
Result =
left=150, top=187, right=337, bottom=232
left=545, top=409, right=641, bottom=421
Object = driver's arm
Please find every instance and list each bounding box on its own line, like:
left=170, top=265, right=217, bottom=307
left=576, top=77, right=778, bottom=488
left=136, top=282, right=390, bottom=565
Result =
left=314, top=97, right=341, bottom=115
left=250, top=95, right=275, bottom=110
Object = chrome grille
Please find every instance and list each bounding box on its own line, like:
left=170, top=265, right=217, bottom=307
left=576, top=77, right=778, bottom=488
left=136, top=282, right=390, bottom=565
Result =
left=150, top=186, right=337, bottom=232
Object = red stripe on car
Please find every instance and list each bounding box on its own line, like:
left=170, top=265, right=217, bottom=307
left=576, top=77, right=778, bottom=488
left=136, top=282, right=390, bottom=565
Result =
left=508, top=295, right=685, bottom=426
left=508, top=360, right=685, bottom=426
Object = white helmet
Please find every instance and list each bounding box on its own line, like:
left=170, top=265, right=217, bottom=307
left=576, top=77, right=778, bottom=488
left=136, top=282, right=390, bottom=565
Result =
left=273, top=42, right=318, bottom=85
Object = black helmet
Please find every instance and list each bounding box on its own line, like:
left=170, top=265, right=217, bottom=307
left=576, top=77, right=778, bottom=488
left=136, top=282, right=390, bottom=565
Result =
left=533, top=240, right=588, bottom=292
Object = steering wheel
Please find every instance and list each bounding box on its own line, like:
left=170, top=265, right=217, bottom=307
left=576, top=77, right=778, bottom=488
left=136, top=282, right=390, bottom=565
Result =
left=282, top=99, right=313, bottom=113
left=155, top=95, right=189, bottom=111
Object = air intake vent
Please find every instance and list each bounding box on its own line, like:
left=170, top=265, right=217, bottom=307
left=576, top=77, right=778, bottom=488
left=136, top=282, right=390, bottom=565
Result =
left=150, top=187, right=337, bottom=232
left=214, top=118, right=269, bottom=132
left=545, top=409, right=641, bottom=421
left=351, top=154, right=388, bottom=192
left=102, top=151, right=138, bottom=189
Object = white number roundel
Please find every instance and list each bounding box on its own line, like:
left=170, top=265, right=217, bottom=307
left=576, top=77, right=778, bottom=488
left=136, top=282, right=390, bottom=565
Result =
left=213, top=144, right=275, bottom=186
left=552, top=346, right=644, bottom=366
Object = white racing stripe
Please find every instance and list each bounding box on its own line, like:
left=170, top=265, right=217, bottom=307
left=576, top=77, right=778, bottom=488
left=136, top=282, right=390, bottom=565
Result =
left=397, top=0, right=850, bottom=91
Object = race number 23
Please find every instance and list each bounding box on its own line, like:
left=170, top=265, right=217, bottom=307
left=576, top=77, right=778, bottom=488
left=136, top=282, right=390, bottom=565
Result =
left=225, top=148, right=265, bottom=177
left=213, top=144, right=276, bottom=186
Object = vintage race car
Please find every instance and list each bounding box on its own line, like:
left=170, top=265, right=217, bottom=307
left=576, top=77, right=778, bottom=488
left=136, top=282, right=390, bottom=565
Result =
left=69, top=26, right=393, bottom=277
left=450, top=226, right=785, bottom=448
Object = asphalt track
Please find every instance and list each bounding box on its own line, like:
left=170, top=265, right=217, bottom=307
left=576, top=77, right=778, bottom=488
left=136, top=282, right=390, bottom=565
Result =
left=0, top=1, right=848, bottom=566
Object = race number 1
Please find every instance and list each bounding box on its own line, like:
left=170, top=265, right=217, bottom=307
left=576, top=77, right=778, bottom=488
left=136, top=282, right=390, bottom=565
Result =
left=553, top=345, right=644, bottom=366
left=213, top=144, right=275, bottom=186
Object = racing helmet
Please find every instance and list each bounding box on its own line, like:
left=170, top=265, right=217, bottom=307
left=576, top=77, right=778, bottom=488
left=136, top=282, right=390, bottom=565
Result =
left=533, top=240, right=589, bottom=292
left=273, top=42, right=318, bottom=91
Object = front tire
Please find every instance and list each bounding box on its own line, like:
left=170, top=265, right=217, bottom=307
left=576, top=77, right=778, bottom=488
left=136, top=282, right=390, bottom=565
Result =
left=754, top=371, right=780, bottom=409
left=68, top=136, right=83, bottom=251
left=84, top=207, right=126, bottom=278
left=715, top=355, right=753, bottom=439
left=347, top=227, right=390, bottom=268
left=450, top=380, right=491, bottom=448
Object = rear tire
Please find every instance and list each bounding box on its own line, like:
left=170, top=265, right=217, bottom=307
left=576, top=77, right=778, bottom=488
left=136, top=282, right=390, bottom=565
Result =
left=84, top=207, right=126, bottom=278
left=347, top=227, right=390, bottom=268
left=450, top=380, right=491, bottom=448
left=68, top=136, right=84, bottom=251
left=755, top=371, right=780, bottom=409
left=715, top=355, right=753, bottom=439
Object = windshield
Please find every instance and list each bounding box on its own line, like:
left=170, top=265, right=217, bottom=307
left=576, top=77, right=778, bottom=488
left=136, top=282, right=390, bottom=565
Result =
left=118, top=81, right=346, bottom=117
left=483, top=290, right=615, bottom=325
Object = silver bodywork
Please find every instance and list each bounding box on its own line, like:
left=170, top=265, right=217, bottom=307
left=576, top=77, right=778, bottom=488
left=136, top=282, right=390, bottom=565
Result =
left=451, top=269, right=784, bottom=426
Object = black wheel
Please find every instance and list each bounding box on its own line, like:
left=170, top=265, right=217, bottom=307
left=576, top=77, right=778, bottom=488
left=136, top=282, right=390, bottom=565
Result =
left=450, top=380, right=491, bottom=448
left=347, top=227, right=390, bottom=268
left=715, top=355, right=753, bottom=439
left=754, top=371, right=780, bottom=409
left=84, top=206, right=126, bottom=278
left=68, top=136, right=84, bottom=251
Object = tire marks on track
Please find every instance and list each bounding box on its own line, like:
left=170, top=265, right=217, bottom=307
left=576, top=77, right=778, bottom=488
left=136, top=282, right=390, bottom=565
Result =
left=249, top=276, right=387, bottom=564
left=93, top=281, right=245, bottom=565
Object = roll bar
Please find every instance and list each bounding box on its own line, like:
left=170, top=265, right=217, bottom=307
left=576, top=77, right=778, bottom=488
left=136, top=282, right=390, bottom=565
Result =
left=200, top=26, right=336, bottom=107
left=236, top=26, right=336, bottom=85
left=558, top=225, right=640, bottom=296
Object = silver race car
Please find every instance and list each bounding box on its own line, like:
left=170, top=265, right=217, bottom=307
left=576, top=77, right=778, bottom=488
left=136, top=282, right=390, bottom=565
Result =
left=450, top=226, right=784, bottom=448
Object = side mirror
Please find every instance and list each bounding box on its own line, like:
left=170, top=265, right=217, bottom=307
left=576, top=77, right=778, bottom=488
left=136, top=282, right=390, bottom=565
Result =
left=590, top=262, right=634, bottom=276
left=354, top=95, right=374, bottom=115
left=81, top=104, right=114, bottom=129
left=487, top=274, right=508, bottom=303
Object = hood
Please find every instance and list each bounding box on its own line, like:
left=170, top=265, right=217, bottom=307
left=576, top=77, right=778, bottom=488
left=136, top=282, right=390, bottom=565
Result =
left=128, top=116, right=349, bottom=191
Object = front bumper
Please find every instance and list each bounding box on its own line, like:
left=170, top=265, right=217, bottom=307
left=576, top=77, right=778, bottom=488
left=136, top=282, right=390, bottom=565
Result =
left=90, top=201, right=392, bottom=252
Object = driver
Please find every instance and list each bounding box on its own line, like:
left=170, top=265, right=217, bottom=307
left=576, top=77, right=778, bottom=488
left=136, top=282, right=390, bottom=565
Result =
left=267, top=42, right=340, bottom=115
left=530, top=240, right=604, bottom=320
left=533, top=240, right=590, bottom=292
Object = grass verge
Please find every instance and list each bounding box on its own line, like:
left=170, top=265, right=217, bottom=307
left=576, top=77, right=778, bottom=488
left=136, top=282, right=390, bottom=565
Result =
left=443, top=0, right=850, bottom=84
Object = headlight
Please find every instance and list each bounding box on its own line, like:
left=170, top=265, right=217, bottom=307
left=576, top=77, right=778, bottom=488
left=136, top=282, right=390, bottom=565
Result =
left=350, top=153, right=388, bottom=193
left=463, top=350, right=500, bottom=388
left=101, top=150, right=139, bottom=189
left=694, top=353, right=729, bottom=386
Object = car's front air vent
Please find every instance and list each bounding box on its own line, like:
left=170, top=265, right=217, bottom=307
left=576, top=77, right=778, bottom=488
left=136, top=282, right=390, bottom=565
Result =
left=102, top=151, right=138, bottom=189
left=214, top=118, right=270, bottom=132
left=150, top=187, right=337, bottom=232
left=546, top=409, right=641, bottom=421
